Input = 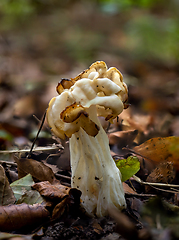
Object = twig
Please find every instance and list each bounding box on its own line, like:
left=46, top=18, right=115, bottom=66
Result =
left=123, top=147, right=155, bottom=163
left=60, top=182, right=71, bottom=187
left=0, top=160, right=17, bottom=167
left=149, top=185, right=179, bottom=194
left=129, top=178, right=136, bottom=192
left=0, top=145, right=63, bottom=154
left=106, top=122, right=111, bottom=133
left=125, top=193, right=156, bottom=197
left=45, top=152, right=61, bottom=162
left=33, top=114, right=51, bottom=132
left=55, top=173, right=71, bottom=181
left=133, top=175, right=179, bottom=189
left=28, top=111, right=47, bottom=158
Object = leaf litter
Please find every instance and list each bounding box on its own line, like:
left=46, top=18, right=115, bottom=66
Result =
left=1, top=2, right=179, bottom=239
left=1, top=88, right=179, bottom=239
left=1, top=86, right=179, bottom=239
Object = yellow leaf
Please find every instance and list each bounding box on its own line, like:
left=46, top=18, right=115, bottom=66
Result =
left=133, top=136, right=179, bottom=170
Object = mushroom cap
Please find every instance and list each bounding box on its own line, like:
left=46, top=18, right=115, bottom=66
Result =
left=47, top=61, right=128, bottom=139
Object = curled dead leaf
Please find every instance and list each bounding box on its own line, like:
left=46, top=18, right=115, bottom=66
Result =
left=123, top=182, right=137, bottom=195
left=33, top=182, right=82, bottom=220
left=0, top=164, right=16, bottom=206
left=133, top=136, right=179, bottom=170
left=52, top=197, right=68, bottom=219
left=145, top=162, right=176, bottom=193
left=108, top=129, right=138, bottom=148
left=0, top=203, right=50, bottom=231
left=14, top=155, right=57, bottom=184
left=32, top=181, right=70, bottom=200
left=51, top=189, right=82, bottom=220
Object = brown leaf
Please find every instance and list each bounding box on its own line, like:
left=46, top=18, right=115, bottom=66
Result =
left=33, top=182, right=82, bottom=220
left=108, top=206, right=138, bottom=240
left=52, top=197, right=68, bottom=219
left=13, top=95, right=36, bottom=118
left=0, top=164, right=16, bottom=206
left=145, top=162, right=176, bottom=192
left=133, top=136, right=179, bottom=170
left=0, top=203, right=50, bottom=231
left=91, top=219, right=103, bottom=235
left=108, top=129, right=138, bottom=148
left=51, top=189, right=81, bottom=220
left=0, top=121, right=26, bottom=137
left=123, top=182, right=137, bottom=195
left=32, top=181, right=70, bottom=200
left=14, top=155, right=57, bottom=184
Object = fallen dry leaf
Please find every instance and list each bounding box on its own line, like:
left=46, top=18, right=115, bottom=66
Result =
left=13, top=93, right=47, bottom=119
left=123, top=182, right=137, bottom=195
left=0, top=164, right=16, bottom=206
left=118, top=108, right=154, bottom=133
left=51, top=188, right=82, bottom=220
left=0, top=203, right=50, bottom=231
left=13, top=95, right=37, bottom=118
left=14, top=155, right=57, bottom=184
left=52, top=197, right=68, bottom=219
left=33, top=182, right=82, bottom=220
left=133, top=136, right=179, bottom=170
left=145, top=162, right=176, bottom=192
left=32, top=181, right=70, bottom=200
left=108, top=206, right=138, bottom=240
left=91, top=219, right=103, bottom=235
left=108, top=130, right=138, bottom=147
left=108, top=129, right=138, bottom=148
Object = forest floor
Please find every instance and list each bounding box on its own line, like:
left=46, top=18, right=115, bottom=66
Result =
left=0, top=2, right=179, bottom=239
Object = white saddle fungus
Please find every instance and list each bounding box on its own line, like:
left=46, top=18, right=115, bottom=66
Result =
left=47, top=61, right=128, bottom=217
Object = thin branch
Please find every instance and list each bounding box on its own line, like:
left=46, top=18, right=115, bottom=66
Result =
left=149, top=185, right=179, bottom=194
left=123, top=147, right=155, bottom=163
left=28, top=111, right=47, bottom=158
left=33, top=114, right=51, bottom=132
left=0, top=160, right=17, bottom=167
left=55, top=173, right=71, bottom=181
left=133, top=175, right=179, bottom=188
left=125, top=192, right=156, bottom=197
left=0, top=145, right=63, bottom=154
left=106, top=122, right=111, bottom=133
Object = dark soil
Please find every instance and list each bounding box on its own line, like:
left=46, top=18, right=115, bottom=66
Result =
left=45, top=216, right=119, bottom=240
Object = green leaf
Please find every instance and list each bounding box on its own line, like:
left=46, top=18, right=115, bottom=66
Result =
left=116, top=156, right=140, bottom=182
left=10, top=174, right=34, bottom=201
left=0, top=130, right=13, bottom=141
left=17, top=190, right=44, bottom=205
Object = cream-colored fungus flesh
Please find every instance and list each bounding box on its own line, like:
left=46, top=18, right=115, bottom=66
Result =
left=47, top=61, right=128, bottom=217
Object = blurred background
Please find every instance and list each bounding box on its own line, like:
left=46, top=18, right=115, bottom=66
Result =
left=0, top=0, right=179, bottom=151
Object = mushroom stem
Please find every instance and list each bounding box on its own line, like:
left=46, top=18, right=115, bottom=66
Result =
left=47, top=61, right=128, bottom=217
left=70, top=106, right=126, bottom=217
